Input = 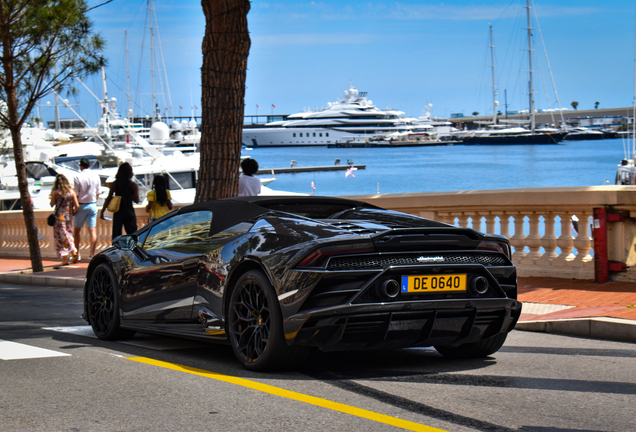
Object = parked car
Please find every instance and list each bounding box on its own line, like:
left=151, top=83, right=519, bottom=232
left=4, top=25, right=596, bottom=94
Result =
left=83, top=196, right=521, bottom=371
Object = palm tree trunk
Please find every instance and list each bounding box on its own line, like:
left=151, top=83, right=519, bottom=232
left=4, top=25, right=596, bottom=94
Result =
left=10, top=125, right=44, bottom=272
left=0, top=3, right=43, bottom=272
left=196, top=0, right=251, bottom=203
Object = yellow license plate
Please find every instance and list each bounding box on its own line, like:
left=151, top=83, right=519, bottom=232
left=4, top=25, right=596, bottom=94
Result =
left=401, top=274, right=467, bottom=293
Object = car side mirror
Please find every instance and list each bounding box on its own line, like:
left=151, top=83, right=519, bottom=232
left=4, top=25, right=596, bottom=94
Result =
left=116, top=235, right=137, bottom=251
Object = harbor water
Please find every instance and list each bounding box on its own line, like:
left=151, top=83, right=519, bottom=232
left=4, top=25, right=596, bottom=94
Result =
left=251, top=139, right=628, bottom=196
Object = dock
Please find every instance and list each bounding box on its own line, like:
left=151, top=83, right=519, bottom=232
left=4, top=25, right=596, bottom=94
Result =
left=257, top=163, right=365, bottom=175
left=328, top=140, right=461, bottom=148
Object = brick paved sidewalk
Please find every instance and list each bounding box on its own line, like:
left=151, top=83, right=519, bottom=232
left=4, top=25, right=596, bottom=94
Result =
left=518, top=277, right=636, bottom=321
left=0, top=257, right=88, bottom=273
left=0, top=257, right=88, bottom=287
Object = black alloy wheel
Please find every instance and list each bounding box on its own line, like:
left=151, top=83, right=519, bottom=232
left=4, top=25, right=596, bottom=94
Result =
left=228, top=270, right=289, bottom=371
left=87, top=263, right=135, bottom=340
left=434, top=332, right=508, bottom=359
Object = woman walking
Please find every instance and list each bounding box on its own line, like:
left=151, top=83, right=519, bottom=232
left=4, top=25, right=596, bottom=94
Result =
left=145, top=175, right=173, bottom=222
left=49, top=174, right=79, bottom=265
left=101, top=162, right=140, bottom=239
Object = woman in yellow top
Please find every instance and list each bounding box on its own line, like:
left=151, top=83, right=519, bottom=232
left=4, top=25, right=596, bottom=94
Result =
left=145, top=175, right=173, bottom=222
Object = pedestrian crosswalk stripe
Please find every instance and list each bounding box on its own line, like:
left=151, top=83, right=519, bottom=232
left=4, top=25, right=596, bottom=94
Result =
left=0, top=339, right=71, bottom=360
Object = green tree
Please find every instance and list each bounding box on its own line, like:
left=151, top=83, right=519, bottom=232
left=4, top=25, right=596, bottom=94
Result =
left=0, top=0, right=105, bottom=272
left=472, top=111, right=479, bottom=116
left=196, top=0, right=251, bottom=202
left=571, top=101, right=579, bottom=110
left=595, top=101, right=600, bottom=109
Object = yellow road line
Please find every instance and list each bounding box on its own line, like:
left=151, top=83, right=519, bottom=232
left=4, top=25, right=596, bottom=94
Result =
left=128, top=357, right=447, bottom=432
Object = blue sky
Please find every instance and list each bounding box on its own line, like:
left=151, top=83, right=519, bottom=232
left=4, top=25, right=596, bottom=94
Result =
left=41, top=0, right=634, bottom=125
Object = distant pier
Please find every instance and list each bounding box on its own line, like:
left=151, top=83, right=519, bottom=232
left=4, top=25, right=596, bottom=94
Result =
left=449, top=106, right=634, bottom=130
left=257, top=160, right=365, bottom=175
left=328, top=140, right=461, bottom=148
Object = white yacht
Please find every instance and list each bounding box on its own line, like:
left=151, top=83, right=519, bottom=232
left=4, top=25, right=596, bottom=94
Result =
left=146, top=119, right=201, bottom=150
left=242, top=84, right=420, bottom=147
left=97, top=134, right=281, bottom=208
left=0, top=158, right=109, bottom=210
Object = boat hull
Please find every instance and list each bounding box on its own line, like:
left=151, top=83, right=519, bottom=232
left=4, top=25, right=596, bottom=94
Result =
left=328, top=140, right=459, bottom=148
left=563, top=133, right=605, bottom=141
left=242, top=127, right=347, bottom=147
left=463, top=132, right=567, bottom=145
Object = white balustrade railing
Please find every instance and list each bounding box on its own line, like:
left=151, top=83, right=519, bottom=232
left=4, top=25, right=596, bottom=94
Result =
left=2, top=186, right=636, bottom=280
left=0, top=208, right=153, bottom=260
left=349, top=186, right=636, bottom=280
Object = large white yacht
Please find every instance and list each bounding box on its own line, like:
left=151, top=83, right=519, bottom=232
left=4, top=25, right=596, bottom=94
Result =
left=242, top=84, right=420, bottom=147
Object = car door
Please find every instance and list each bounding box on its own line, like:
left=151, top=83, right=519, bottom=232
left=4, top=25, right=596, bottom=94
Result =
left=122, top=210, right=213, bottom=322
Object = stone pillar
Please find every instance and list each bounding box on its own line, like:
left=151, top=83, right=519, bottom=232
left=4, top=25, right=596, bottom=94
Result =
left=484, top=213, right=496, bottom=235
left=572, top=212, right=593, bottom=265
left=499, top=214, right=511, bottom=239
left=522, top=213, right=542, bottom=262
left=555, top=212, right=575, bottom=265
left=456, top=213, right=469, bottom=228
left=510, top=213, right=527, bottom=261
left=539, top=212, right=558, bottom=264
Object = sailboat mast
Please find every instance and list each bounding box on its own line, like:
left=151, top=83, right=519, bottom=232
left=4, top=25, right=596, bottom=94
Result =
left=188, top=59, right=194, bottom=120
left=526, top=0, right=535, bottom=132
left=54, top=63, right=60, bottom=131
left=490, top=25, right=497, bottom=125
left=100, top=66, right=112, bottom=144
left=149, top=0, right=156, bottom=123
left=101, top=66, right=108, bottom=111
left=125, top=30, right=132, bottom=118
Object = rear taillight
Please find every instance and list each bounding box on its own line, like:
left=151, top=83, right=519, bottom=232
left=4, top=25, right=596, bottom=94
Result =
left=477, top=240, right=510, bottom=258
left=298, top=241, right=374, bottom=267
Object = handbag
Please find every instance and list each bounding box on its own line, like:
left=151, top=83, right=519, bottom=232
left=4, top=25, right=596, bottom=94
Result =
left=107, top=195, right=121, bottom=213
left=47, top=197, right=62, bottom=226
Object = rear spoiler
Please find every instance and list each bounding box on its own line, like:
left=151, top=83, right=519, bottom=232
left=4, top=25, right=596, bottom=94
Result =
left=373, top=227, right=483, bottom=242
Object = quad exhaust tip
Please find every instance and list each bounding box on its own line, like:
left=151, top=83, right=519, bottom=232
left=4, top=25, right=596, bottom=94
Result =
left=471, top=276, right=489, bottom=295
left=378, top=279, right=400, bottom=298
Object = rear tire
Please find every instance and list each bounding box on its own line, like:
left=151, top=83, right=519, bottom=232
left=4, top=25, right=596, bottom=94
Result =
left=434, top=332, right=508, bottom=359
left=228, top=270, right=296, bottom=371
left=87, top=263, right=136, bottom=340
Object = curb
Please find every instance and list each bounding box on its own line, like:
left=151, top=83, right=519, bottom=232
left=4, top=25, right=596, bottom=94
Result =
left=516, top=318, right=636, bottom=344
left=0, top=272, right=84, bottom=289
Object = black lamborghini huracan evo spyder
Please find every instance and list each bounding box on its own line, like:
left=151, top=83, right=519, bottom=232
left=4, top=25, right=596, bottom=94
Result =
left=83, top=196, right=521, bottom=371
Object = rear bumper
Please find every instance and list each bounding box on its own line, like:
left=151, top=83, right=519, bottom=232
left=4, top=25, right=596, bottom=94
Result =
left=284, top=298, right=522, bottom=351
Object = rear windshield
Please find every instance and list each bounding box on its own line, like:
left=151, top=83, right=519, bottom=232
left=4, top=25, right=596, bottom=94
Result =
left=258, top=203, right=364, bottom=219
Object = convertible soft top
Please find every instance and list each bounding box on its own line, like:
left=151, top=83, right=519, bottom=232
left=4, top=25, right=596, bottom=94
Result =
left=174, top=195, right=380, bottom=236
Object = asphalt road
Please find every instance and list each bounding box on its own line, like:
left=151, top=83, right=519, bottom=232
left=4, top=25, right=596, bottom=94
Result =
left=1, top=283, right=635, bottom=432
